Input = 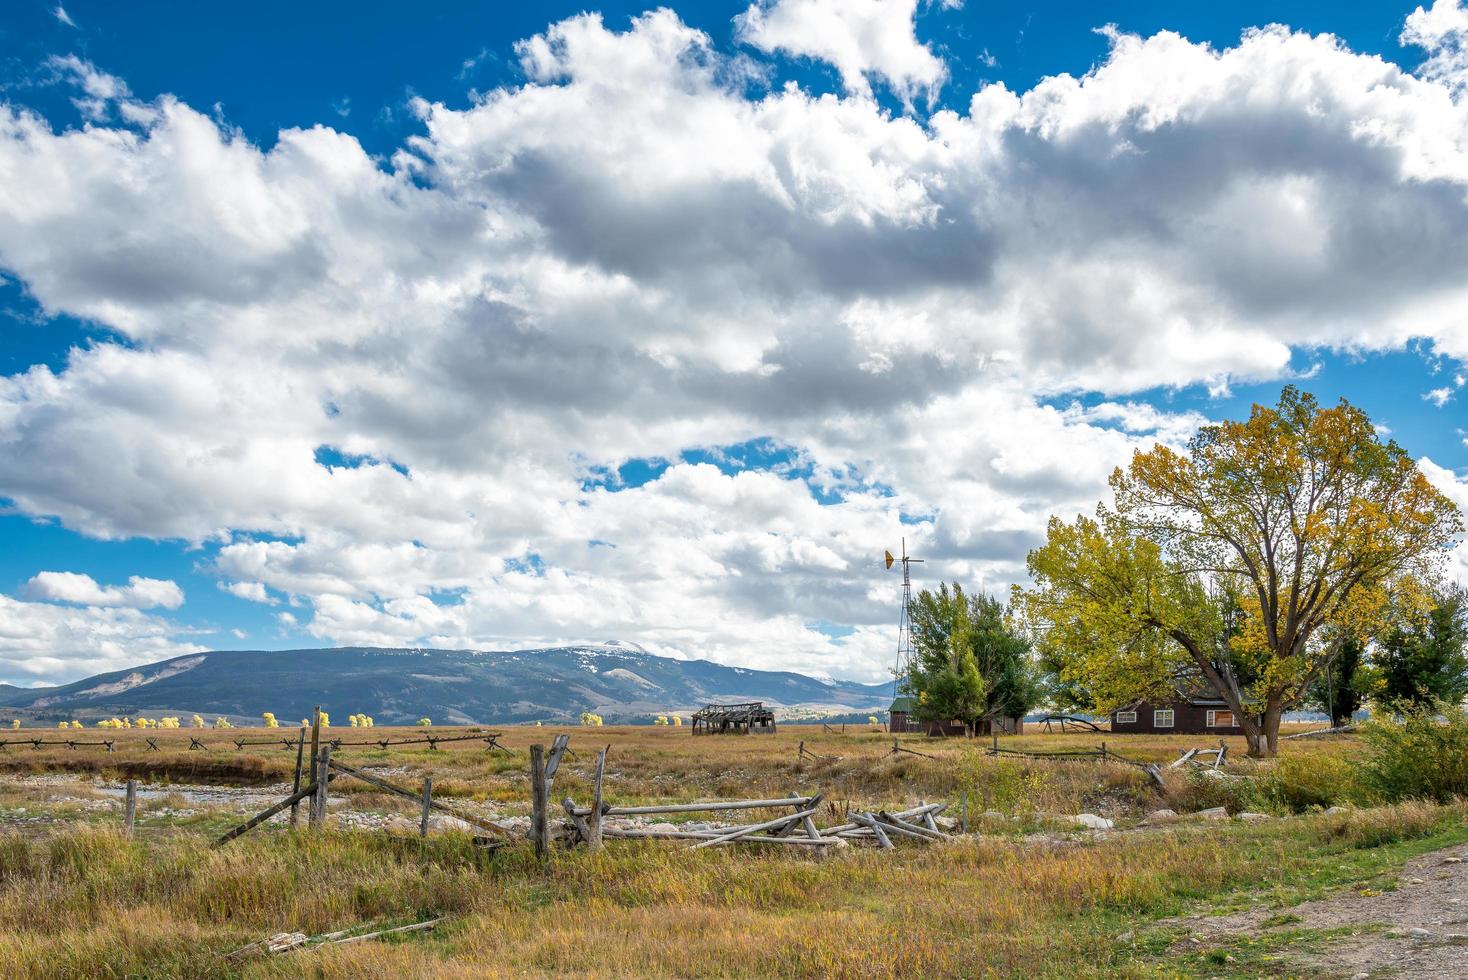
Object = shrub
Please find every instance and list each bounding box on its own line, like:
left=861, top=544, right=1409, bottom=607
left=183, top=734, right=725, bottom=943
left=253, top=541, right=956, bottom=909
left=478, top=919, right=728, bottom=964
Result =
left=1167, top=769, right=1268, bottom=815
left=1312, top=799, right=1455, bottom=849
left=1263, top=753, right=1362, bottom=812
left=417, top=717, right=432, bottom=727
left=1353, top=702, right=1468, bottom=804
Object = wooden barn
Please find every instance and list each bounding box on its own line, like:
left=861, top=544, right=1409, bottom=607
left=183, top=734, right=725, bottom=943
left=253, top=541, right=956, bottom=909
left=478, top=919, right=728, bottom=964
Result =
left=888, top=696, right=1024, bottom=737
left=690, top=701, right=777, bottom=735
left=1109, top=695, right=1250, bottom=735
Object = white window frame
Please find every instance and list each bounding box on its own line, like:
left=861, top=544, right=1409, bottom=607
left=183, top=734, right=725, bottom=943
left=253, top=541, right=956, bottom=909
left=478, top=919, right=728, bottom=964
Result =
left=1115, top=711, right=1137, bottom=724
left=1207, top=710, right=1234, bottom=728
left=1153, top=709, right=1175, bottom=728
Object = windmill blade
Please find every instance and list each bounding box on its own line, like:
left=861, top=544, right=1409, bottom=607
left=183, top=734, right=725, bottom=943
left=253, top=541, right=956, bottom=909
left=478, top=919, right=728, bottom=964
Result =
left=884, top=550, right=895, bottom=569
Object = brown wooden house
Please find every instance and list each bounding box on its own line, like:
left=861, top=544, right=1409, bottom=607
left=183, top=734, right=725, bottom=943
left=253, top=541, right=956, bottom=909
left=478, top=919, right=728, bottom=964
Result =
left=1109, top=696, right=1250, bottom=735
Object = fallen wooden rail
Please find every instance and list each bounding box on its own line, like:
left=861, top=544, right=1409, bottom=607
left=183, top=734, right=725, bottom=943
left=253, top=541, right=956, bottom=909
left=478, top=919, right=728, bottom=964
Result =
left=570, top=796, right=819, bottom=817
left=1282, top=724, right=1357, bottom=740
left=226, top=917, right=443, bottom=959
left=214, top=774, right=340, bottom=847
left=887, top=737, right=937, bottom=760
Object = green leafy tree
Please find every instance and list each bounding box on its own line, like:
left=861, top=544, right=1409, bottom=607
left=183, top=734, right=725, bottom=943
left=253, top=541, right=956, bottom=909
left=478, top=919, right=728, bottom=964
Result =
left=1374, top=585, right=1468, bottom=710
left=1018, top=388, right=1461, bottom=756
left=907, top=584, right=1039, bottom=728
left=1305, top=635, right=1367, bottom=727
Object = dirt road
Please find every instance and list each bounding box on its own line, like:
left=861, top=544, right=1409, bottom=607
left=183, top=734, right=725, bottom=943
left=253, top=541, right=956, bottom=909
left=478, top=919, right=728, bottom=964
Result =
left=1181, top=843, right=1468, bottom=977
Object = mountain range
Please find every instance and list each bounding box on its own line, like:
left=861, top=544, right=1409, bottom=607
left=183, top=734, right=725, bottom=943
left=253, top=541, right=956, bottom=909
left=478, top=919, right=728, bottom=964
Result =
left=0, top=643, right=894, bottom=725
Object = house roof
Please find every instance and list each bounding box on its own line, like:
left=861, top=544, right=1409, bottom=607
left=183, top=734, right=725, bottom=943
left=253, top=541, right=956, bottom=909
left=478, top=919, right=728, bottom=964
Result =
left=889, top=695, right=916, bottom=713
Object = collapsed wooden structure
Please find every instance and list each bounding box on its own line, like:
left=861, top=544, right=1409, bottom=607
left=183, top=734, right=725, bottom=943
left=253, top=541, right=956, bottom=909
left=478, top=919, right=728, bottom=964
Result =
left=1035, top=714, right=1104, bottom=734
left=1168, top=741, right=1228, bottom=771
left=557, top=788, right=953, bottom=851
left=690, top=701, right=776, bottom=735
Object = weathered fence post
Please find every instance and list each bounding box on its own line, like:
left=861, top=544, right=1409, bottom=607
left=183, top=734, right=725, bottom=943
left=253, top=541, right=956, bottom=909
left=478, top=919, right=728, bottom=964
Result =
left=588, top=744, right=607, bottom=852
left=530, top=744, right=548, bottom=864
left=124, top=778, right=137, bottom=839
left=992, top=730, right=998, bottom=752
left=289, top=726, right=306, bottom=830
left=420, top=777, right=433, bottom=838
left=312, top=744, right=332, bottom=829
left=307, top=707, right=322, bottom=829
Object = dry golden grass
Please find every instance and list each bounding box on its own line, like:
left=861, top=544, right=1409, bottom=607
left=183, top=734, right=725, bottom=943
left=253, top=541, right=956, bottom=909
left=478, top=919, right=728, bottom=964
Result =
left=0, top=720, right=1345, bottom=818
left=0, top=801, right=1462, bottom=978
left=0, top=721, right=1455, bottom=977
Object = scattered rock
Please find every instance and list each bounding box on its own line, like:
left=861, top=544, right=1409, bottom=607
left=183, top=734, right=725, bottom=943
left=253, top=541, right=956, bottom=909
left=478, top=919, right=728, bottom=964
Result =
left=1443, top=857, right=1462, bottom=865
left=1073, top=813, right=1114, bottom=830
left=1114, top=930, right=1134, bottom=944
left=1193, top=807, right=1229, bottom=820
left=648, top=823, right=678, bottom=834
left=981, top=810, right=1006, bottom=820
left=1324, top=806, right=1350, bottom=815
left=1405, top=876, right=1425, bottom=885
left=1348, top=972, right=1370, bottom=980
left=1142, top=808, right=1178, bottom=824
left=1236, top=812, right=1269, bottom=823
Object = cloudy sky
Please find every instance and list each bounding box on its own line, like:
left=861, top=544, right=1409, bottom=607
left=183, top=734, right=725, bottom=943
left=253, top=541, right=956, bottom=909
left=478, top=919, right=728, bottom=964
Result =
left=2, top=0, right=1467, bottom=687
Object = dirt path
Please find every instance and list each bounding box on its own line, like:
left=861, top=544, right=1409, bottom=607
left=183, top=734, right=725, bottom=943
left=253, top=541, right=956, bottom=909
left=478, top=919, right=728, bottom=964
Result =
left=1179, top=843, right=1468, bottom=977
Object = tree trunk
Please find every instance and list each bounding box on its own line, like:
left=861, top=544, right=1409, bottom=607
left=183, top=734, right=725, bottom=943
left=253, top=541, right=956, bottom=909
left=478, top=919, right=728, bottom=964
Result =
left=1260, top=696, right=1283, bottom=757
left=1179, top=639, right=1272, bottom=757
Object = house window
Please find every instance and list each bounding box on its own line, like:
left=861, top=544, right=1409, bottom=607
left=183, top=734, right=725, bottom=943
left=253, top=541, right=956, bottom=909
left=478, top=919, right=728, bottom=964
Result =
left=1207, top=710, right=1234, bottom=728
left=1115, top=711, right=1137, bottom=724
left=1154, top=709, right=1175, bottom=728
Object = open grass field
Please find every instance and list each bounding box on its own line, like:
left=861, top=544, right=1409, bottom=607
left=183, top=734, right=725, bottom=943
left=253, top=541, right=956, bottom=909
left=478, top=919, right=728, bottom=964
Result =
left=1, top=723, right=1463, bottom=978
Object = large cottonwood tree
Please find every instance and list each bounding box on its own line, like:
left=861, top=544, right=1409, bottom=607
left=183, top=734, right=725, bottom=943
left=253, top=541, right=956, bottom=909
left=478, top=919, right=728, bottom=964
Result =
left=1019, top=388, right=1461, bottom=756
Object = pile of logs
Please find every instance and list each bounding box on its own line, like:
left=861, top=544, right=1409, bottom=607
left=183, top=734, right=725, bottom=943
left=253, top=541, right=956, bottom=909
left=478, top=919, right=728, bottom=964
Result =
left=557, top=792, right=953, bottom=851
left=817, top=801, right=951, bottom=849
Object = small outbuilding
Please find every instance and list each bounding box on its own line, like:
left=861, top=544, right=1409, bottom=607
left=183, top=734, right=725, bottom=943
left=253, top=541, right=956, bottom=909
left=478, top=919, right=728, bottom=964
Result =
left=888, top=695, right=1024, bottom=736
left=888, top=695, right=920, bottom=733
left=690, top=701, right=777, bottom=735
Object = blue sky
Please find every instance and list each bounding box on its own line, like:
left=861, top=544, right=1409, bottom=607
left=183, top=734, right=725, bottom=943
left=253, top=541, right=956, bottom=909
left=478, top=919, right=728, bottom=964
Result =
left=1, top=0, right=1466, bottom=686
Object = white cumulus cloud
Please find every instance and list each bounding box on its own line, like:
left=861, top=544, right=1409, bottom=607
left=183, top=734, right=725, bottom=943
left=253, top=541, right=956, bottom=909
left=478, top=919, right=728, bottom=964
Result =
left=0, top=9, right=1467, bottom=683
left=735, top=0, right=949, bottom=106
left=21, top=572, right=185, bottom=610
